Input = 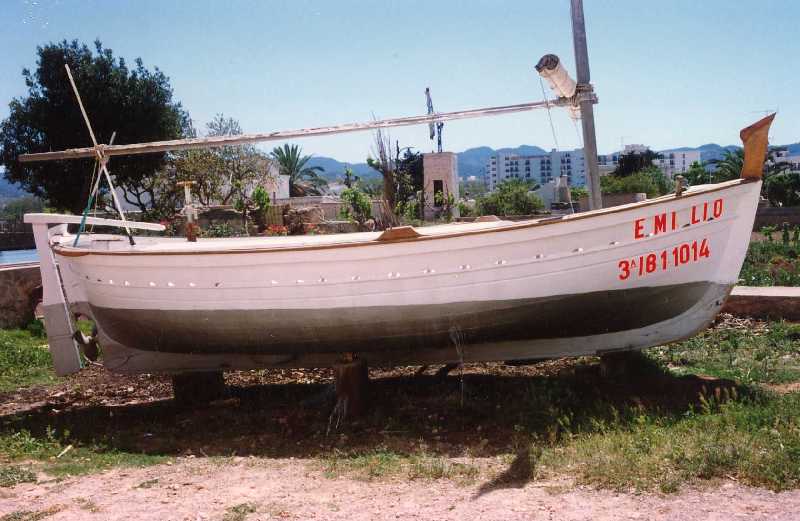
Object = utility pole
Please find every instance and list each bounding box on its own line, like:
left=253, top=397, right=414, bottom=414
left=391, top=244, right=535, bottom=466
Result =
left=570, top=0, right=602, bottom=210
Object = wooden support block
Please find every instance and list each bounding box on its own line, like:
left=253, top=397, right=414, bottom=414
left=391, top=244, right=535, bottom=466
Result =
left=171, top=371, right=227, bottom=406
left=333, top=357, right=369, bottom=418
left=599, top=351, right=636, bottom=380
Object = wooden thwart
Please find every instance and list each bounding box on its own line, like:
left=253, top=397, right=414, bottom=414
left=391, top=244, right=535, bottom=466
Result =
left=377, top=226, right=422, bottom=241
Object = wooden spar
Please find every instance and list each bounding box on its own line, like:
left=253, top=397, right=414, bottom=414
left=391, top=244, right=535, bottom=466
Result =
left=64, top=64, right=99, bottom=151
left=19, top=97, right=575, bottom=163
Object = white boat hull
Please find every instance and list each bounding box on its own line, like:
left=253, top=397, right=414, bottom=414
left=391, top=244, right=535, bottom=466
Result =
left=29, top=179, right=759, bottom=374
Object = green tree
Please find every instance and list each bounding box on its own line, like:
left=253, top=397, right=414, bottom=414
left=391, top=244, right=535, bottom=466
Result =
left=0, top=195, right=44, bottom=221
left=357, top=177, right=383, bottom=197
left=764, top=172, right=800, bottom=207
left=613, top=149, right=662, bottom=177
left=476, top=179, right=543, bottom=216
left=394, top=148, right=424, bottom=206
left=0, top=39, right=189, bottom=214
left=271, top=144, right=328, bottom=196
left=173, top=115, right=271, bottom=206
left=460, top=179, right=488, bottom=199
left=684, top=161, right=710, bottom=185
left=708, top=149, right=743, bottom=182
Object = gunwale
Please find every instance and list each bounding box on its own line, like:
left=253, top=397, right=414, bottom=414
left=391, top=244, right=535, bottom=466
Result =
left=51, top=178, right=749, bottom=258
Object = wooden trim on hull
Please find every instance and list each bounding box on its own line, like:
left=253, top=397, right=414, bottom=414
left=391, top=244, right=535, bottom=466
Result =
left=97, top=282, right=732, bottom=374
left=52, top=179, right=754, bottom=258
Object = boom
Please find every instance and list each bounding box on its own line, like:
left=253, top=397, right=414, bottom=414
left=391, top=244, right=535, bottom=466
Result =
left=19, top=97, right=580, bottom=163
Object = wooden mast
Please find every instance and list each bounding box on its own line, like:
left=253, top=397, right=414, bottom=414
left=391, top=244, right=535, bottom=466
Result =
left=570, top=0, right=602, bottom=210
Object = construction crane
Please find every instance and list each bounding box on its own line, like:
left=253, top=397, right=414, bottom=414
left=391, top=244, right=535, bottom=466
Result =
left=425, top=87, right=444, bottom=153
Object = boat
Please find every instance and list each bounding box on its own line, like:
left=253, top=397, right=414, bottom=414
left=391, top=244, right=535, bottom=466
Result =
left=22, top=110, right=773, bottom=377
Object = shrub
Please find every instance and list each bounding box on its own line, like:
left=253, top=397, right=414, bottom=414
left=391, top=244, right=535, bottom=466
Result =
left=457, top=200, right=475, bottom=217
left=476, top=179, right=544, bottom=216
left=396, top=199, right=421, bottom=222
left=601, top=167, right=669, bottom=198
left=570, top=186, right=589, bottom=201
left=201, top=223, right=246, bottom=238
left=340, top=187, right=372, bottom=225
left=765, top=172, right=800, bottom=207
left=434, top=190, right=455, bottom=222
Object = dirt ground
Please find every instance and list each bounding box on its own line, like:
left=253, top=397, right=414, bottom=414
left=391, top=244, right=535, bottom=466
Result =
left=0, top=358, right=795, bottom=520
left=3, top=457, right=800, bottom=521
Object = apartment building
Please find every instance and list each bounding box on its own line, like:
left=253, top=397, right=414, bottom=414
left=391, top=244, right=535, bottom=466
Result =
left=484, top=149, right=587, bottom=191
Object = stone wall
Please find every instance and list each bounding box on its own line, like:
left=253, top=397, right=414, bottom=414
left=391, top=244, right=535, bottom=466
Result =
left=0, top=264, right=41, bottom=328
left=753, top=206, right=800, bottom=231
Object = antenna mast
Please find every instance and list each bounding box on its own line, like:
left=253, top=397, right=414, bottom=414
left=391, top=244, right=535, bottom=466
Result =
left=425, top=87, right=444, bottom=153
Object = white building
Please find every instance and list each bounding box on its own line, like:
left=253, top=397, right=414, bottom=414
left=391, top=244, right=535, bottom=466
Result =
left=786, top=156, right=800, bottom=172
left=484, top=149, right=587, bottom=191
left=483, top=143, right=729, bottom=192
left=772, top=148, right=800, bottom=172
left=655, top=150, right=702, bottom=178
left=598, top=146, right=701, bottom=179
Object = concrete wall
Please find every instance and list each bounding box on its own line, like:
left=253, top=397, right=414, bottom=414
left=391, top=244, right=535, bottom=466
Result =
left=578, top=192, right=646, bottom=211
left=0, top=264, right=41, bottom=328
left=264, top=170, right=290, bottom=201
left=423, top=152, right=459, bottom=220
left=274, top=196, right=386, bottom=222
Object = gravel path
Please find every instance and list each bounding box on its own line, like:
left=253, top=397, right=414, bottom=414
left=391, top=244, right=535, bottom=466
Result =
left=2, top=459, right=798, bottom=521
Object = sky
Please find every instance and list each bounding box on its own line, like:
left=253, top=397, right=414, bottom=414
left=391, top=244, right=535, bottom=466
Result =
left=1, top=0, right=798, bottom=163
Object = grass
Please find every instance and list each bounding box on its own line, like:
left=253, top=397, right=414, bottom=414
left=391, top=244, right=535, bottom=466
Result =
left=0, top=506, right=65, bottom=521
left=540, top=391, right=800, bottom=493
left=321, top=448, right=479, bottom=483
left=0, top=319, right=96, bottom=393
left=739, top=233, right=800, bottom=286
left=522, top=321, right=800, bottom=493
left=647, top=320, right=800, bottom=385
left=0, top=428, right=164, bottom=480
left=0, top=465, right=36, bottom=487
left=222, top=502, right=259, bottom=521
left=0, top=327, right=54, bottom=392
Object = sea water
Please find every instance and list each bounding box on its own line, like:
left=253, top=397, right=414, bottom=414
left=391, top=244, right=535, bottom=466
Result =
left=0, top=249, right=38, bottom=265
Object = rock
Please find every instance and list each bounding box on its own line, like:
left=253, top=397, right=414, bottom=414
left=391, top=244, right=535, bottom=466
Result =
left=283, top=206, right=324, bottom=235
left=0, top=265, right=42, bottom=328
left=315, top=221, right=360, bottom=234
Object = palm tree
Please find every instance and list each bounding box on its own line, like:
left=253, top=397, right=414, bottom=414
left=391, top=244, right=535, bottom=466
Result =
left=708, top=149, right=743, bottom=182
left=342, top=166, right=359, bottom=188
left=270, top=144, right=328, bottom=196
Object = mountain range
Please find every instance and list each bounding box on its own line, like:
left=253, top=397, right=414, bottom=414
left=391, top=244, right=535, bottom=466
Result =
left=0, top=174, right=25, bottom=204
left=1, top=141, right=798, bottom=201
left=309, top=142, right=800, bottom=182
left=307, top=144, right=550, bottom=182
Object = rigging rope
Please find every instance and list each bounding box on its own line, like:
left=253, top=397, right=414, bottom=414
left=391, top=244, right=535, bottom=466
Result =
left=539, top=76, right=560, bottom=152
left=572, top=118, right=583, bottom=148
